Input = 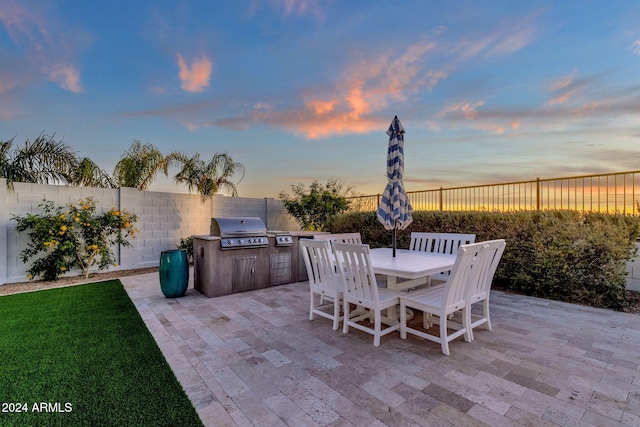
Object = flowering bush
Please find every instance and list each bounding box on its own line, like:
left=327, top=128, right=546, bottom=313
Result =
left=12, top=198, right=138, bottom=281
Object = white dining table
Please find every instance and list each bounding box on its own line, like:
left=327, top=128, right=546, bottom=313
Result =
left=369, top=248, right=457, bottom=291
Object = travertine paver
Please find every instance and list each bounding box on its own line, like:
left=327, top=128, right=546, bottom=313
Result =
left=121, top=270, right=640, bottom=426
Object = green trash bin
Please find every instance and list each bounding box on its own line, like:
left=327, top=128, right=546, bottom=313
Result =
left=159, top=249, right=189, bottom=298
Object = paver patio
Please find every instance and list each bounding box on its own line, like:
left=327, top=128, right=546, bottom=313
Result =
left=121, top=270, right=640, bottom=426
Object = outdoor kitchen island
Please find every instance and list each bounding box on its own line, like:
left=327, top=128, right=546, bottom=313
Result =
left=193, top=217, right=321, bottom=297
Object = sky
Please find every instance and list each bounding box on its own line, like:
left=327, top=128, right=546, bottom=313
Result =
left=1, top=0, right=640, bottom=199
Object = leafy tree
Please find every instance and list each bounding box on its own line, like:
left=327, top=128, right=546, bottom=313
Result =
left=113, top=140, right=179, bottom=190
left=0, top=134, right=78, bottom=188
left=172, top=152, right=245, bottom=200
left=67, top=157, right=116, bottom=188
left=12, top=198, right=138, bottom=281
left=279, top=179, right=352, bottom=231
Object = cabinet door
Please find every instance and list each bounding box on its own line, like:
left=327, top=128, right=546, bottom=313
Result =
left=233, top=256, right=257, bottom=292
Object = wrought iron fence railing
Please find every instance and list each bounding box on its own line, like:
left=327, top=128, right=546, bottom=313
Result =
left=347, top=170, right=640, bottom=215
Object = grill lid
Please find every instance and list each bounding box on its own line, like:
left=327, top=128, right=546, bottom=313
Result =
left=210, top=217, right=267, bottom=237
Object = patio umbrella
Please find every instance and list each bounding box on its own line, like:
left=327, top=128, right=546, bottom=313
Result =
left=376, top=115, right=413, bottom=257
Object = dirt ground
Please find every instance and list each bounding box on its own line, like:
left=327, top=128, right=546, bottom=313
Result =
left=0, top=267, right=159, bottom=296
left=2, top=267, right=640, bottom=315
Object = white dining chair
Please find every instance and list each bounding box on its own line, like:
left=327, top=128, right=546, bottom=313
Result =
left=408, top=232, right=476, bottom=284
left=408, top=232, right=441, bottom=252
left=332, top=242, right=404, bottom=347
left=299, top=239, right=343, bottom=330
left=465, top=239, right=506, bottom=340
left=399, top=241, right=488, bottom=355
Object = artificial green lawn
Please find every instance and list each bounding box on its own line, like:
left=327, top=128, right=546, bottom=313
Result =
left=0, top=280, right=204, bottom=427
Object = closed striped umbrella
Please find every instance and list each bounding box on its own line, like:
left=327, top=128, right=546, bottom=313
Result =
left=376, top=116, right=413, bottom=256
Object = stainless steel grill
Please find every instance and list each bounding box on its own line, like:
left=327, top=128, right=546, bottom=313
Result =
left=210, top=217, right=268, bottom=250
left=273, top=232, right=293, bottom=247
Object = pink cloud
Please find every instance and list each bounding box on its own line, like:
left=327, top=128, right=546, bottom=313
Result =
left=203, top=39, right=444, bottom=139
left=0, top=0, right=87, bottom=93
left=442, top=100, right=486, bottom=120
left=177, top=53, right=212, bottom=93
left=283, top=39, right=443, bottom=138
left=451, top=14, right=538, bottom=61
left=49, top=65, right=83, bottom=94
left=547, top=73, right=592, bottom=106
left=277, top=0, right=324, bottom=20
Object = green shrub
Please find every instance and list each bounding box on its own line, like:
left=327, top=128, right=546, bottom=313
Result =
left=177, top=235, right=194, bottom=264
left=12, top=198, right=138, bottom=281
left=330, top=210, right=640, bottom=311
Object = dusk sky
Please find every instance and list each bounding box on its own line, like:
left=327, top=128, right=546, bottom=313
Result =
left=1, top=1, right=640, bottom=199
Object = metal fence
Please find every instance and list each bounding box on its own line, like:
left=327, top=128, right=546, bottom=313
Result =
left=348, top=170, right=640, bottom=215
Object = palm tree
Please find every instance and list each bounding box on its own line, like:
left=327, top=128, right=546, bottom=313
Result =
left=0, top=134, right=78, bottom=188
left=67, top=157, right=116, bottom=188
left=113, top=140, right=172, bottom=190
left=173, top=152, right=245, bottom=200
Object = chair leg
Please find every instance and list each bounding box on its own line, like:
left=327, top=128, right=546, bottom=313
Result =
left=483, top=299, right=492, bottom=330
left=373, top=310, right=381, bottom=347
left=309, top=293, right=315, bottom=321
left=465, top=305, right=474, bottom=341
left=439, top=318, right=450, bottom=356
left=463, top=308, right=472, bottom=343
left=332, top=297, right=340, bottom=330
left=400, top=302, right=407, bottom=339
left=343, top=300, right=350, bottom=334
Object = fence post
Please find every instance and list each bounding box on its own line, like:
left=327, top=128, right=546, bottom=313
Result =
left=439, top=187, right=443, bottom=211
left=536, top=178, right=540, bottom=210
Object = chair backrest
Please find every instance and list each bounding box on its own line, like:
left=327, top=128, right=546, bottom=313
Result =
left=409, top=232, right=440, bottom=252
left=466, top=239, right=506, bottom=303
left=437, top=233, right=476, bottom=255
left=314, top=233, right=362, bottom=244
left=299, top=239, right=339, bottom=291
left=442, top=242, right=487, bottom=311
left=332, top=242, right=379, bottom=303
left=408, top=232, right=476, bottom=255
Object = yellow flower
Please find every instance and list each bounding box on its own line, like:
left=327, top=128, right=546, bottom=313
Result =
left=74, top=217, right=80, bottom=222
left=113, top=263, right=118, bottom=267
left=60, top=266, right=67, bottom=271
left=60, top=225, right=67, bottom=231
left=26, top=274, right=33, bottom=279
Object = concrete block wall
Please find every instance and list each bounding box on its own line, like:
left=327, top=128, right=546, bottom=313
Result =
left=119, top=188, right=214, bottom=269
left=1, top=179, right=299, bottom=284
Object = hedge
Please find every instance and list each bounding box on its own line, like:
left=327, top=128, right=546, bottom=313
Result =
left=330, top=210, right=640, bottom=311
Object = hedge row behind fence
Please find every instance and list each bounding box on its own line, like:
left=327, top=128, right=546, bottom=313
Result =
left=330, top=210, right=640, bottom=311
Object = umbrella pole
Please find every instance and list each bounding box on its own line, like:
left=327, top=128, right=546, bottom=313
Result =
left=392, top=228, right=397, bottom=257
